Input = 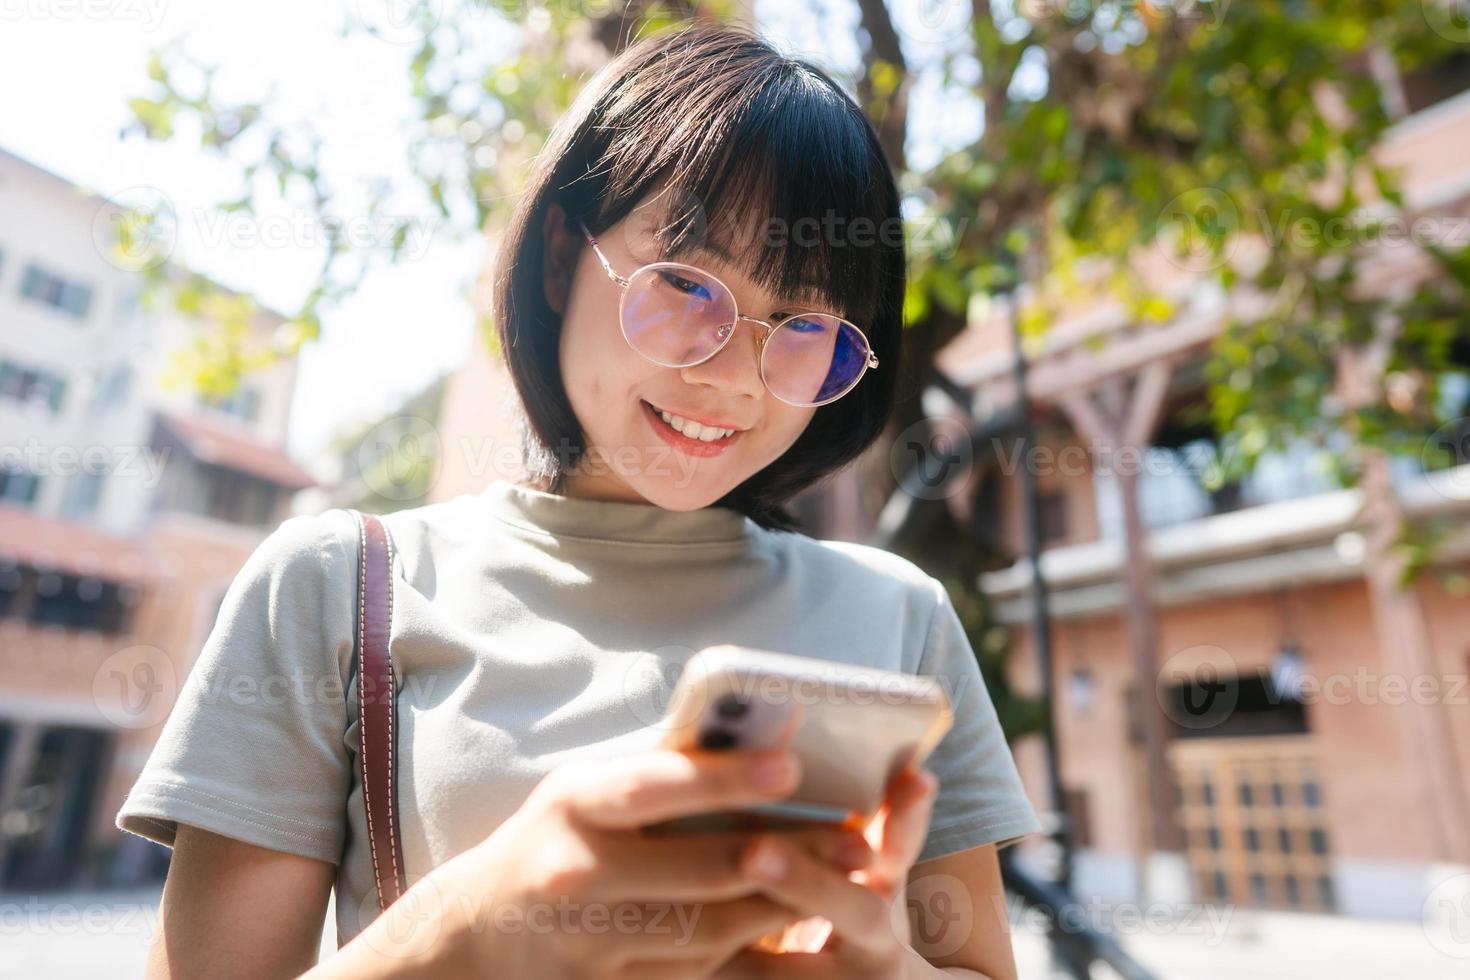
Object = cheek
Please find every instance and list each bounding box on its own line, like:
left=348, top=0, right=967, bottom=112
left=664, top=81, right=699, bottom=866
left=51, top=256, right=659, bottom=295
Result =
left=759, top=406, right=817, bottom=460
left=558, top=276, right=655, bottom=428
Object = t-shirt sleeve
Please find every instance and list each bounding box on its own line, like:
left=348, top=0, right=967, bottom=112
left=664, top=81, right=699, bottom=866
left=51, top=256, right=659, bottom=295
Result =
left=115, top=509, right=359, bottom=865
left=912, top=577, right=1042, bottom=864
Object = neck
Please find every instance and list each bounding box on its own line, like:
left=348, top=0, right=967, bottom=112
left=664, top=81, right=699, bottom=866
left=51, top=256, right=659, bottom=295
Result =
left=555, top=470, right=649, bottom=505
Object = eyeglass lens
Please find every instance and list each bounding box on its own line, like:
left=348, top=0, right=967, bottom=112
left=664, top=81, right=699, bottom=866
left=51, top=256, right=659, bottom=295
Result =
left=621, top=264, right=868, bottom=405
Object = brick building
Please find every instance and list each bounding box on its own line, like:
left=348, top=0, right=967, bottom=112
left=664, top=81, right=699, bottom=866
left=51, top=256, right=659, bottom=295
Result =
left=0, top=147, right=319, bottom=888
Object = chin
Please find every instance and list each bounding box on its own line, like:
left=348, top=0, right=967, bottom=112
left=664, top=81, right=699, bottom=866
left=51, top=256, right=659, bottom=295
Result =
left=635, top=476, right=733, bottom=511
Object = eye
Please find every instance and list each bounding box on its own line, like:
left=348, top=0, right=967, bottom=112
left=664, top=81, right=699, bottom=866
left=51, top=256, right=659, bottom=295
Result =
left=782, top=316, right=828, bottom=334
left=658, top=270, right=714, bottom=302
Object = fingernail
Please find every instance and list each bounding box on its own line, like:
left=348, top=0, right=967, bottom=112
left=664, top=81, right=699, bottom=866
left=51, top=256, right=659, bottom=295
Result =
left=754, top=752, right=797, bottom=791
left=748, top=840, right=789, bottom=881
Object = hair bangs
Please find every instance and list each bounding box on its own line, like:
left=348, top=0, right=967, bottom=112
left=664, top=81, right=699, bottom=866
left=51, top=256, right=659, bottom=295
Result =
left=581, top=48, right=900, bottom=329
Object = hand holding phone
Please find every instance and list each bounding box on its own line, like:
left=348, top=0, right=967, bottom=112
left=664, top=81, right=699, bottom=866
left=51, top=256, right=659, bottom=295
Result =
left=645, top=645, right=952, bottom=954
left=646, top=644, right=952, bottom=835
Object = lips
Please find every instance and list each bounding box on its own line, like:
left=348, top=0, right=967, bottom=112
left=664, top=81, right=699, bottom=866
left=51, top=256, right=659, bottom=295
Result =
left=643, top=400, right=745, bottom=434
left=642, top=399, right=741, bottom=456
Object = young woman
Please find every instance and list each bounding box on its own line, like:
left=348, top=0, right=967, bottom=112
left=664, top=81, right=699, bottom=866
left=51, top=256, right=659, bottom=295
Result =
left=119, top=22, right=1041, bottom=979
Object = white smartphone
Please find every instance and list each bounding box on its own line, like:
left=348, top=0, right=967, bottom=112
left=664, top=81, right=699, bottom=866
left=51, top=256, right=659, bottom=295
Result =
left=644, top=644, right=953, bottom=836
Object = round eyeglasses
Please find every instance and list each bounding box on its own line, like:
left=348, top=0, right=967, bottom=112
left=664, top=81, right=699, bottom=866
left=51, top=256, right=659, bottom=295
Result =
left=577, top=219, right=880, bottom=408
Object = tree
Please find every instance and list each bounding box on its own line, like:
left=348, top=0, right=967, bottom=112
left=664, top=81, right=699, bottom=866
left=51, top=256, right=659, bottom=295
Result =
left=901, top=1, right=1470, bottom=520
left=112, top=2, right=1470, bottom=750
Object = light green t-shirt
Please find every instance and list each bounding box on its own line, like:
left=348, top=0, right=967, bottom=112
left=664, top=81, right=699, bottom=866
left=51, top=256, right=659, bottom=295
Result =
left=117, top=479, right=1040, bottom=943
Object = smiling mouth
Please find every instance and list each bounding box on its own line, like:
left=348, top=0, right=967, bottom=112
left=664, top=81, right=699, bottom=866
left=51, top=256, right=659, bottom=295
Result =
left=642, top=400, right=742, bottom=448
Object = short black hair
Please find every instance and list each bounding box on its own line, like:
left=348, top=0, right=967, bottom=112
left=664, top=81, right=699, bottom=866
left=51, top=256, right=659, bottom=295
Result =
left=491, top=21, right=905, bottom=533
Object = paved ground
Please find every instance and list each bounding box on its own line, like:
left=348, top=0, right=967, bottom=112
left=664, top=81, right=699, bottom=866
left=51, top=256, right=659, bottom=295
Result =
left=1009, top=903, right=1470, bottom=979
left=3, top=885, right=1467, bottom=978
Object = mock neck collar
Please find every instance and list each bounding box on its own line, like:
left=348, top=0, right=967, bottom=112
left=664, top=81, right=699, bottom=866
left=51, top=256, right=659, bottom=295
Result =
left=481, top=479, right=753, bottom=545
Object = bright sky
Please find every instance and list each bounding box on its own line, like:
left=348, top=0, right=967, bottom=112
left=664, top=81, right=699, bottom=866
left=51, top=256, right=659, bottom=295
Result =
left=0, top=0, right=974, bottom=460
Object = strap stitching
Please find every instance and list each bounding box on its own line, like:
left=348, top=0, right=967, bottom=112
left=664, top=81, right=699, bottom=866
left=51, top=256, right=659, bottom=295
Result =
left=382, top=521, right=403, bottom=899
left=353, top=511, right=387, bottom=913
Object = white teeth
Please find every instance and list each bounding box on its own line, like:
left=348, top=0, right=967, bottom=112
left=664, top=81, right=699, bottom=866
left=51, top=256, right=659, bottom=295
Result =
left=655, top=406, right=734, bottom=441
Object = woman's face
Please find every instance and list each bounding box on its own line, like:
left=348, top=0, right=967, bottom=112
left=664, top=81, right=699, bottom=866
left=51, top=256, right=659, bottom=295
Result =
left=542, top=194, right=819, bottom=510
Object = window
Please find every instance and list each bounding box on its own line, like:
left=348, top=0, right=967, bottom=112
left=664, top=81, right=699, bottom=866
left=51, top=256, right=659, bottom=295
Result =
left=1176, top=740, right=1334, bottom=912
left=19, top=263, right=93, bottom=319
left=0, top=464, right=41, bottom=506
left=0, top=360, right=67, bottom=415
left=62, top=469, right=105, bottom=519
left=1162, top=672, right=1310, bottom=740
left=116, top=286, right=141, bottom=318
left=200, top=386, right=261, bottom=424
left=200, top=464, right=279, bottom=526
left=0, top=563, right=21, bottom=617
left=30, top=571, right=128, bottom=633
left=1036, top=489, right=1069, bottom=545
left=89, top=363, right=132, bottom=415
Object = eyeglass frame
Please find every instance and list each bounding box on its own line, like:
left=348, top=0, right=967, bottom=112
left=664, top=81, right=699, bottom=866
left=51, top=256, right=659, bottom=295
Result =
left=576, top=218, right=880, bottom=408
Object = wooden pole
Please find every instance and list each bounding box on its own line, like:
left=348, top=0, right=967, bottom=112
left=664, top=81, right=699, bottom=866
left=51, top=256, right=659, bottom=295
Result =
left=1340, top=339, right=1470, bottom=864
left=1059, top=364, right=1183, bottom=863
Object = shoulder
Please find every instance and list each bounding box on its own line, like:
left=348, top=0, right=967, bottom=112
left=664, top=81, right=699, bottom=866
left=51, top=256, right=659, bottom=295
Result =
left=246, top=508, right=359, bottom=576
left=373, top=492, right=490, bottom=544
left=246, top=494, right=493, bottom=587
left=212, top=510, right=362, bottom=618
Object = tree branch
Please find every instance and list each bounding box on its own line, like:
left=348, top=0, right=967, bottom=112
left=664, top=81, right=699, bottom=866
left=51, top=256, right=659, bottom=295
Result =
left=855, top=0, right=910, bottom=174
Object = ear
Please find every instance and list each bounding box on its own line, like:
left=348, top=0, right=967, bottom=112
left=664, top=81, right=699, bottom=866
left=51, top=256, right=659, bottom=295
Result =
left=541, top=200, right=579, bottom=316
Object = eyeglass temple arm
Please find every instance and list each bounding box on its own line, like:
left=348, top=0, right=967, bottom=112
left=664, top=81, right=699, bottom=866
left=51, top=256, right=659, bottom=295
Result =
left=577, top=219, right=631, bottom=288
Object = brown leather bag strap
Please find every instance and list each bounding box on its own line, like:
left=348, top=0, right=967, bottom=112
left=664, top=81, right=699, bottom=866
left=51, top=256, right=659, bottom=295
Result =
left=349, top=508, right=407, bottom=912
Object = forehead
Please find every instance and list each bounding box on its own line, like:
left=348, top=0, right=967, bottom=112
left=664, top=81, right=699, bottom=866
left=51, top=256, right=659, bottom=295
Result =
left=621, top=194, right=839, bottom=311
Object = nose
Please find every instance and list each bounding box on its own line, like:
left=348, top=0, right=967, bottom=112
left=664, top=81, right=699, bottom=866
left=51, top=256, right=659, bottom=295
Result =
left=678, top=316, right=768, bottom=400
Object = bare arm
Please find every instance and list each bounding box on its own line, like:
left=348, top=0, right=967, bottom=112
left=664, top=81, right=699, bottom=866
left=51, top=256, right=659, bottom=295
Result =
left=144, top=824, right=336, bottom=980
left=905, top=843, right=1018, bottom=980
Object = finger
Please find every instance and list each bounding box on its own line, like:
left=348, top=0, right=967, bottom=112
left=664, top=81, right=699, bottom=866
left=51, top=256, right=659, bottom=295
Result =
left=556, top=746, right=802, bottom=829
left=866, top=767, right=940, bottom=891
left=737, top=834, right=896, bottom=962
left=629, top=896, right=806, bottom=962
left=595, top=825, right=875, bottom=902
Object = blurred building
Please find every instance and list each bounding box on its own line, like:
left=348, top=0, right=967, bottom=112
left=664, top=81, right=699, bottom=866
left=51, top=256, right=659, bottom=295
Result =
left=938, top=59, right=1470, bottom=919
left=307, top=372, right=452, bottom=515
left=0, top=147, right=318, bottom=889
